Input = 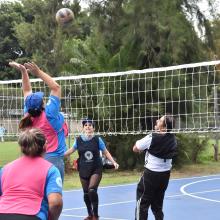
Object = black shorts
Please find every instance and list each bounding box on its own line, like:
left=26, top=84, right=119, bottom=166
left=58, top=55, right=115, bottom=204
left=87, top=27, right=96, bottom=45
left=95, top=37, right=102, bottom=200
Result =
left=79, top=167, right=102, bottom=180
left=0, top=214, right=40, bottom=220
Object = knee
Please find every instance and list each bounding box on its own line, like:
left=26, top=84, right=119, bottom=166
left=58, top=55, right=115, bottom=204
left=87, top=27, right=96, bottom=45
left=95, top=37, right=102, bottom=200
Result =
left=88, top=188, right=98, bottom=201
left=88, top=188, right=97, bottom=195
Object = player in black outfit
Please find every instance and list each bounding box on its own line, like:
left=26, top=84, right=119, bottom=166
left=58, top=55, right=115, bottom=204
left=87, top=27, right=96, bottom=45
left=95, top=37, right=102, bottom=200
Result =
left=133, top=115, right=177, bottom=220
left=65, top=119, right=119, bottom=220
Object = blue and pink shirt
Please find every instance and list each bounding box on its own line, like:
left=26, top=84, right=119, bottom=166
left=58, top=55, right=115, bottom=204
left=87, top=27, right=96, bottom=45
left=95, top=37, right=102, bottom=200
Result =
left=0, top=157, right=62, bottom=220
left=24, top=95, right=67, bottom=157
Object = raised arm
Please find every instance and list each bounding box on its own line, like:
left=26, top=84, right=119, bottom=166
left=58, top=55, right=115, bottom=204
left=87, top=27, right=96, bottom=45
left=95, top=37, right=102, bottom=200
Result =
left=9, top=61, right=32, bottom=99
left=24, top=62, right=61, bottom=98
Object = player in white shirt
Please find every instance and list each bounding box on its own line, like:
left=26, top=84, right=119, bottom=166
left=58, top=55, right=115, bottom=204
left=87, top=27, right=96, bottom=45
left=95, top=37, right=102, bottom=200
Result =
left=133, top=115, right=177, bottom=220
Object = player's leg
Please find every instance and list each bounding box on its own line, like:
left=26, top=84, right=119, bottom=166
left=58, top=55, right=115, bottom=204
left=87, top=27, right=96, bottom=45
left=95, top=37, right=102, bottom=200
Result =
left=135, top=169, right=153, bottom=220
left=88, top=171, right=102, bottom=219
left=80, top=177, right=93, bottom=219
left=151, top=171, right=170, bottom=220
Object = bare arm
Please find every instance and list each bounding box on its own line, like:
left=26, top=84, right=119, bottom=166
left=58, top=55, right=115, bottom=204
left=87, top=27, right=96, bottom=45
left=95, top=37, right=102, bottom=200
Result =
left=64, top=147, right=76, bottom=157
left=48, top=193, right=63, bottom=220
left=9, top=61, right=32, bottom=99
left=24, top=62, right=61, bottom=98
left=103, top=149, right=119, bottom=169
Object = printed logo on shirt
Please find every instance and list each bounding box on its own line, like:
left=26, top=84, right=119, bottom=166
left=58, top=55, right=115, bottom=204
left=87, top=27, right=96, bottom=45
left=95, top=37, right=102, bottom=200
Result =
left=84, top=151, right=93, bottom=161
left=56, top=177, right=62, bottom=188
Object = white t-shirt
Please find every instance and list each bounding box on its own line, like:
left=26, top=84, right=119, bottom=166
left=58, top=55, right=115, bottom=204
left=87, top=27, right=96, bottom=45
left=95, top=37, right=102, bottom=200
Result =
left=136, top=133, right=172, bottom=172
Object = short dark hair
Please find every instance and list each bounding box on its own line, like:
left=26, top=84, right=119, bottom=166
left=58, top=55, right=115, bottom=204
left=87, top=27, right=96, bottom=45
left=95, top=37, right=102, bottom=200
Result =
left=163, top=114, right=175, bottom=132
left=18, top=128, right=46, bottom=157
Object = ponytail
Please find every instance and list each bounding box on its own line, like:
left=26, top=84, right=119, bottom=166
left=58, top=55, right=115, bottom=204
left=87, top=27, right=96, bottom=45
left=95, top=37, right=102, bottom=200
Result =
left=19, top=106, right=44, bottom=130
left=19, top=114, right=33, bottom=130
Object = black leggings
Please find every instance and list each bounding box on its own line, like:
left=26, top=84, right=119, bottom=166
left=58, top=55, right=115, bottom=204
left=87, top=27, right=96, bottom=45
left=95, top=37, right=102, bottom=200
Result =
left=0, top=214, right=40, bottom=220
left=80, top=172, right=102, bottom=217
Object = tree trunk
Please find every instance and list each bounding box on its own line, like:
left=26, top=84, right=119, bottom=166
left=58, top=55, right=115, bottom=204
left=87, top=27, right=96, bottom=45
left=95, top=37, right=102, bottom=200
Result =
left=213, top=143, right=219, bottom=161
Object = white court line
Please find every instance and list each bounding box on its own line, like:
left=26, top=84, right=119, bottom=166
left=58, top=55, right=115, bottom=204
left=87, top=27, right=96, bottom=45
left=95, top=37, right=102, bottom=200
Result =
left=62, top=200, right=135, bottom=212
left=180, top=177, right=220, bottom=203
left=63, top=189, right=220, bottom=212
left=63, top=174, right=220, bottom=193
left=61, top=214, right=128, bottom=220
left=63, top=175, right=220, bottom=213
left=171, top=173, right=220, bottom=181
left=62, top=192, right=194, bottom=212
left=63, top=183, right=136, bottom=192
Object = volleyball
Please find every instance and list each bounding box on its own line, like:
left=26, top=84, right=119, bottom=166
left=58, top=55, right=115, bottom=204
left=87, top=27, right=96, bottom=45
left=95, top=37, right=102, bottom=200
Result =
left=55, top=8, right=74, bottom=25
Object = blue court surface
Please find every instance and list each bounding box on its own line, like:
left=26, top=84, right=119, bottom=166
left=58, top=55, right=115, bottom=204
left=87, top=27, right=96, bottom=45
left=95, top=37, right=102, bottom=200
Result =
left=60, top=174, right=220, bottom=220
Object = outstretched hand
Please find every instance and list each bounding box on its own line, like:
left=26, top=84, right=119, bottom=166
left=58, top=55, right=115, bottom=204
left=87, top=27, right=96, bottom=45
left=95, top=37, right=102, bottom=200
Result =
left=9, top=61, right=26, bottom=74
left=24, top=62, right=41, bottom=76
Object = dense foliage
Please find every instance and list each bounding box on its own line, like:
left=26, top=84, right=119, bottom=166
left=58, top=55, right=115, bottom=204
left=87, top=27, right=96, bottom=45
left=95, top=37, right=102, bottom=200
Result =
left=0, top=0, right=219, bottom=168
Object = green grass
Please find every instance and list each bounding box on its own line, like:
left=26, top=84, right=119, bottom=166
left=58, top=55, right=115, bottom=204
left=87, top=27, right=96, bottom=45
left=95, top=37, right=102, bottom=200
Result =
left=2, top=141, right=220, bottom=190
left=64, top=170, right=141, bottom=190
left=63, top=161, right=220, bottom=190
left=0, top=141, right=20, bottom=167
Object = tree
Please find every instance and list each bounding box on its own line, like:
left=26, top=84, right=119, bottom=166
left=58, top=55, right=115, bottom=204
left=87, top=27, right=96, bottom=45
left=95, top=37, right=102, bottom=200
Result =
left=0, top=2, right=25, bottom=80
left=13, top=0, right=92, bottom=75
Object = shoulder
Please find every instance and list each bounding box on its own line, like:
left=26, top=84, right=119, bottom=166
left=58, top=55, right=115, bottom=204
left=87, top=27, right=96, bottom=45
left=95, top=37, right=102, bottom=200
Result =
left=45, top=95, right=60, bottom=109
left=98, top=136, right=105, bottom=144
left=136, top=133, right=153, bottom=150
left=46, top=166, right=62, bottom=194
left=97, top=136, right=106, bottom=150
left=48, top=165, right=60, bottom=175
left=74, top=136, right=83, bottom=146
left=49, top=95, right=60, bottom=102
left=76, top=136, right=82, bottom=142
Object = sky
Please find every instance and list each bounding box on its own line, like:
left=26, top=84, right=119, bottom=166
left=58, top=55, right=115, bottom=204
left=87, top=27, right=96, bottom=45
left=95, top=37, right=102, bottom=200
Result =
left=0, top=0, right=220, bottom=16
left=198, top=0, right=220, bottom=18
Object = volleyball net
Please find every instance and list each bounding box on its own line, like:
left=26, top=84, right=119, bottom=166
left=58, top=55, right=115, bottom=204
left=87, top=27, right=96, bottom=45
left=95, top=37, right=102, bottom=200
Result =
left=1, top=60, right=220, bottom=137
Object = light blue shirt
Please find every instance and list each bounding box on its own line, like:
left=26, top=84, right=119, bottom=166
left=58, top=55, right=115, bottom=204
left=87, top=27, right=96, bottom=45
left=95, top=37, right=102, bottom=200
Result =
left=0, top=127, right=5, bottom=136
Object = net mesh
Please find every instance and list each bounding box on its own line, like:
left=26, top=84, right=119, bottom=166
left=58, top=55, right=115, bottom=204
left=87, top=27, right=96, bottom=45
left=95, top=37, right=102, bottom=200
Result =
left=1, top=60, right=220, bottom=137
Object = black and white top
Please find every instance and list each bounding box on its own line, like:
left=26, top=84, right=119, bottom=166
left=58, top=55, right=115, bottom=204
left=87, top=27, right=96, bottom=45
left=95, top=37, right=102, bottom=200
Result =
left=77, top=136, right=103, bottom=178
left=136, top=132, right=177, bottom=172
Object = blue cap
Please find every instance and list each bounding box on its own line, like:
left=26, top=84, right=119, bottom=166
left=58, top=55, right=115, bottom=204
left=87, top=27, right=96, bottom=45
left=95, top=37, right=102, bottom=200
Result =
left=82, top=118, right=94, bottom=127
left=25, top=92, right=44, bottom=111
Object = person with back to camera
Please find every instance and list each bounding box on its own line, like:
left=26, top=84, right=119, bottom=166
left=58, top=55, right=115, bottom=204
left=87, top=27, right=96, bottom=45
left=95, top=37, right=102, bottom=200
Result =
left=64, top=118, right=119, bottom=220
left=133, top=114, right=177, bottom=220
left=0, top=128, right=63, bottom=220
left=9, top=61, right=68, bottom=182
